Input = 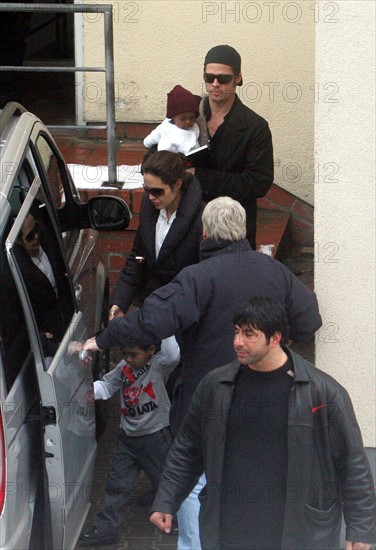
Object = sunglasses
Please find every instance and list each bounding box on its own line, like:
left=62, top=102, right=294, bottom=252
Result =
left=24, top=222, right=40, bottom=243
left=203, top=73, right=235, bottom=84
left=143, top=185, right=166, bottom=198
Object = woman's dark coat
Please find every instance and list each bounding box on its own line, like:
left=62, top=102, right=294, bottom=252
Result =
left=111, top=176, right=203, bottom=313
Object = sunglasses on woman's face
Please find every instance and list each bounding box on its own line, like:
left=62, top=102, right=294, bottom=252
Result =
left=143, top=185, right=166, bottom=198
left=24, top=222, right=40, bottom=242
left=203, top=73, right=235, bottom=85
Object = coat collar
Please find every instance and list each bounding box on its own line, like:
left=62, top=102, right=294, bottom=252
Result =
left=139, top=176, right=203, bottom=262
left=215, top=347, right=312, bottom=384
left=200, top=238, right=252, bottom=260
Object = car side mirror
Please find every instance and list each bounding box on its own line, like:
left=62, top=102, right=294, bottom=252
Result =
left=88, top=196, right=132, bottom=230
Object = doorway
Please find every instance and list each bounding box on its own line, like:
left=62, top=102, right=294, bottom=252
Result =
left=0, top=1, right=76, bottom=125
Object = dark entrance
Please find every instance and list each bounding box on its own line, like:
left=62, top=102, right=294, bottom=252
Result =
left=0, top=1, right=75, bottom=125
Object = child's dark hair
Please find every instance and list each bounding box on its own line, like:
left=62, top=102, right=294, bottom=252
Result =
left=233, top=296, right=289, bottom=344
left=121, top=339, right=157, bottom=353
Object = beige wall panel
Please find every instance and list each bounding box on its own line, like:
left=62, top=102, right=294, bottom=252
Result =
left=83, top=0, right=315, bottom=201
left=315, top=1, right=375, bottom=445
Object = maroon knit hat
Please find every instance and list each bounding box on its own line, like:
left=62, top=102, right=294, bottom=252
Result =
left=166, top=85, right=201, bottom=119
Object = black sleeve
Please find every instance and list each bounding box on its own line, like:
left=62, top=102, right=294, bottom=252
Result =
left=278, top=261, right=322, bottom=341
left=328, top=386, right=376, bottom=543
left=151, top=381, right=205, bottom=514
left=110, top=227, right=148, bottom=313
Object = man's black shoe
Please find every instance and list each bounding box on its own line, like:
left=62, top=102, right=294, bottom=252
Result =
left=79, top=526, right=119, bottom=546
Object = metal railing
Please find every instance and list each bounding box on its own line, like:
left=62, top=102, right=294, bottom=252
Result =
left=0, top=2, right=118, bottom=183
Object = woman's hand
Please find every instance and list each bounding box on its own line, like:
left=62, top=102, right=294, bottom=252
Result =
left=109, top=305, right=124, bottom=320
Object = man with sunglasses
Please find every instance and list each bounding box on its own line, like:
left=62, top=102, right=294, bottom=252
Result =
left=14, top=213, right=73, bottom=356
left=192, top=44, right=274, bottom=250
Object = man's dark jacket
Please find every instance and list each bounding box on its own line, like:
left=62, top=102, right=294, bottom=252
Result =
left=196, top=95, right=274, bottom=248
left=96, top=239, right=322, bottom=432
left=13, top=232, right=73, bottom=342
left=152, top=349, right=376, bottom=550
left=111, top=176, right=203, bottom=313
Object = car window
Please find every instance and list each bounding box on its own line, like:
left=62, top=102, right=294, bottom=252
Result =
left=35, top=134, right=66, bottom=208
left=33, top=133, right=80, bottom=260
left=6, top=174, right=76, bottom=370
left=0, top=228, right=35, bottom=392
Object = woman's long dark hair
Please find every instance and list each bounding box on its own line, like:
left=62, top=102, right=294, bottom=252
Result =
left=142, top=151, right=193, bottom=189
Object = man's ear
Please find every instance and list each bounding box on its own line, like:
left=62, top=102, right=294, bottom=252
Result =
left=202, top=227, right=208, bottom=239
left=270, top=331, right=282, bottom=347
left=235, top=73, right=242, bottom=86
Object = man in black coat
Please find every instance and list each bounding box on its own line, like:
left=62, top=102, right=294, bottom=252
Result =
left=192, top=45, right=274, bottom=249
left=14, top=213, right=73, bottom=355
left=150, top=297, right=376, bottom=550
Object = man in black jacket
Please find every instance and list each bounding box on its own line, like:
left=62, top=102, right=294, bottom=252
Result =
left=84, top=197, right=322, bottom=550
left=192, top=44, right=274, bottom=249
left=150, top=297, right=376, bottom=550
left=14, top=213, right=73, bottom=355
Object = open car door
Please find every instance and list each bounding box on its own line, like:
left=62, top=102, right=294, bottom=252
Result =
left=5, top=178, right=97, bottom=549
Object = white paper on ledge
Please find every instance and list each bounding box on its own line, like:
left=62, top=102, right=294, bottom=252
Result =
left=68, top=163, right=144, bottom=190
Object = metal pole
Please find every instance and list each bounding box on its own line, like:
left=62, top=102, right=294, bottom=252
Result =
left=0, top=3, right=118, bottom=187
left=104, top=8, right=117, bottom=184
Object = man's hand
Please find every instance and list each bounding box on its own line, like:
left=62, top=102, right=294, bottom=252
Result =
left=150, top=512, right=173, bottom=534
left=109, top=304, right=124, bottom=320
left=345, top=541, right=372, bottom=550
left=83, top=337, right=101, bottom=353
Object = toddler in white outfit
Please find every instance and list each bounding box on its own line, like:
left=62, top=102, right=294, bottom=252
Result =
left=143, top=85, right=201, bottom=154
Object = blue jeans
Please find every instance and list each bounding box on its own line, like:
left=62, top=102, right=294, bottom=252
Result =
left=176, top=473, right=206, bottom=550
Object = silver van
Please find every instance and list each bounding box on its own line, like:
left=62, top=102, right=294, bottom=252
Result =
left=0, top=103, right=131, bottom=549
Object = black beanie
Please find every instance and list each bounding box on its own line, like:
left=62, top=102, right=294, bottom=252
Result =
left=204, top=45, right=243, bottom=86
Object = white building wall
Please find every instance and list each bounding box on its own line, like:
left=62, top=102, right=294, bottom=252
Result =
left=315, top=1, right=375, bottom=446
left=82, top=0, right=316, bottom=202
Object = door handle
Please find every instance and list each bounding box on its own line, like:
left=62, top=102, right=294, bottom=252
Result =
left=75, top=283, right=83, bottom=302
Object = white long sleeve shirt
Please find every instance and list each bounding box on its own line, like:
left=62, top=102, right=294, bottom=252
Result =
left=143, top=118, right=200, bottom=154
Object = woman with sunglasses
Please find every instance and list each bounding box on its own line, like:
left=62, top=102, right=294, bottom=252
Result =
left=109, top=150, right=203, bottom=320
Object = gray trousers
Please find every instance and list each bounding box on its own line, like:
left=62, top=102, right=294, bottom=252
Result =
left=94, top=426, right=171, bottom=532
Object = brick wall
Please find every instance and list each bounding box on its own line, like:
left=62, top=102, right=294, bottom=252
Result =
left=79, top=187, right=144, bottom=292
left=78, top=182, right=314, bottom=293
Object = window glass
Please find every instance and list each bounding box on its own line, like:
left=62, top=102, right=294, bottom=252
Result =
left=35, top=134, right=66, bottom=209
left=5, top=165, right=75, bottom=370
left=0, top=227, right=34, bottom=392
left=34, top=134, right=79, bottom=260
